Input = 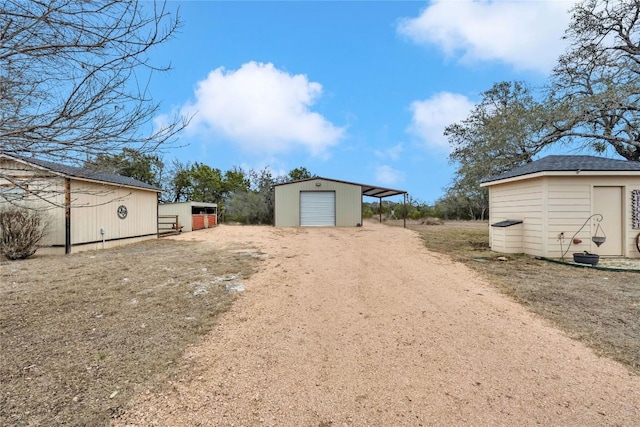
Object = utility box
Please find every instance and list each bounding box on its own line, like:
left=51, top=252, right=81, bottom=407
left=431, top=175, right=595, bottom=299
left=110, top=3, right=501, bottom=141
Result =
left=491, top=220, right=523, bottom=254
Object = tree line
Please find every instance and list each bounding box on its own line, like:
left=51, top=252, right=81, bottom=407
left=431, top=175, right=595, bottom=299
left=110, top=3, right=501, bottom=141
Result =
left=84, top=149, right=314, bottom=224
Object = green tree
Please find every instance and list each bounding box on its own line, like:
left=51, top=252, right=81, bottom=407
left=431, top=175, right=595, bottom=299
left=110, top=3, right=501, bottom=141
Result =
left=85, top=148, right=164, bottom=187
left=225, top=167, right=290, bottom=224
left=188, top=163, right=225, bottom=203
left=445, top=81, right=548, bottom=219
left=545, top=0, right=640, bottom=161
left=223, top=167, right=251, bottom=194
left=288, top=167, right=314, bottom=181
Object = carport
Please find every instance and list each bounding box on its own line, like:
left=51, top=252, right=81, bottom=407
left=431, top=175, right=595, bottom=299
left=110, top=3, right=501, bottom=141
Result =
left=361, top=183, right=408, bottom=227
left=274, top=177, right=407, bottom=227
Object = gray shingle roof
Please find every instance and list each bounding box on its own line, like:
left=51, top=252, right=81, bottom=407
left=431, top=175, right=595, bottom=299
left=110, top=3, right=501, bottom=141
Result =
left=3, top=154, right=160, bottom=191
left=482, top=155, right=640, bottom=184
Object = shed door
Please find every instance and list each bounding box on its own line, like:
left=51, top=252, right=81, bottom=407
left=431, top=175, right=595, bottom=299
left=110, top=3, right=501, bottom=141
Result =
left=593, top=186, right=623, bottom=256
left=192, top=214, right=205, bottom=230
left=300, top=191, right=335, bottom=227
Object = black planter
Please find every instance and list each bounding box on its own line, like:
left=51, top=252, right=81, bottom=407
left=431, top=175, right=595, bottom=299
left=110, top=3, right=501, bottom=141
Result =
left=573, top=252, right=600, bottom=266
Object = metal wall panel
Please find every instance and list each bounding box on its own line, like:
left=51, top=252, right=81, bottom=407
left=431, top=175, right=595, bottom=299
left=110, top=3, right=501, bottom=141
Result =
left=275, top=179, right=362, bottom=227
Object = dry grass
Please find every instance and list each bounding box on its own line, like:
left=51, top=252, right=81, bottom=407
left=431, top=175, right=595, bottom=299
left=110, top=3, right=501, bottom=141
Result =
left=2, top=222, right=638, bottom=426
left=0, top=237, right=261, bottom=426
left=390, top=219, right=640, bottom=375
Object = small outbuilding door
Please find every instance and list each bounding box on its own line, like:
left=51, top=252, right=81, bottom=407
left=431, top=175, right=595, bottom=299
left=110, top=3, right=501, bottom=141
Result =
left=594, top=186, right=623, bottom=256
left=300, top=191, right=335, bottom=226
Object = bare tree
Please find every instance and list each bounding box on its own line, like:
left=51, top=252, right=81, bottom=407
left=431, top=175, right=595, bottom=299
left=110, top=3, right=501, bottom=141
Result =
left=0, top=0, right=187, bottom=203
left=545, top=0, right=640, bottom=161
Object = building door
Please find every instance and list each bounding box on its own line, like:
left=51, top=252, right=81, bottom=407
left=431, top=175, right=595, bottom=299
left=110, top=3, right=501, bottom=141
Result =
left=593, top=186, right=623, bottom=256
left=300, top=191, right=335, bottom=226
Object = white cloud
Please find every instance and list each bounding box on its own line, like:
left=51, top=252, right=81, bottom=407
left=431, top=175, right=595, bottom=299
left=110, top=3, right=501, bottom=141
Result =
left=374, top=143, right=403, bottom=161
left=408, top=92, right=474, bottom=151
left=181, top=61, right=344, bottom=156
left=397, top=0, right=573, bottom=73
left=376, top=165, right=404, bottom=186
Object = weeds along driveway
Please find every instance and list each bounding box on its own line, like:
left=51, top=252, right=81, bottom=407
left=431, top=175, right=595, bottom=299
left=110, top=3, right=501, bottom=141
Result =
left=118, top=222, right=640, bottom=426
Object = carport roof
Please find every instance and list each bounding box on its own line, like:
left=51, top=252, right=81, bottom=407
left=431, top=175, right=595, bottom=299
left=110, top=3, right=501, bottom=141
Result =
left=275, top=176, right=406, bottom=199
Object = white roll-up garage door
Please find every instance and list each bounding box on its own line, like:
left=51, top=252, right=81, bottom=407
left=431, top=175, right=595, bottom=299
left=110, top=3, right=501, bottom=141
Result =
left=300, top=191, right=335, bottom=226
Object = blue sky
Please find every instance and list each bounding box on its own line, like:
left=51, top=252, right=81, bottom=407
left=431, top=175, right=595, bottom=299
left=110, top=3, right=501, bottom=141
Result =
left=150, top=0, right=576, bottom=204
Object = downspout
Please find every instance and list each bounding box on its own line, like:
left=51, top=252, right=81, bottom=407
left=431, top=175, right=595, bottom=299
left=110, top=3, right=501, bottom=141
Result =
left=64, top=178, right=71, bottom=254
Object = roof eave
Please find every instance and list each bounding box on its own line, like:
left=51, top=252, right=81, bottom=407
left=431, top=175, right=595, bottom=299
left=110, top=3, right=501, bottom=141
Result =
left=276, top=176, right=406, bottom=198
left=1, top=153, right=160, bottom=192
left=0, top=153, right=67, bottom=179
left=481, top=169, right=640, bottom=187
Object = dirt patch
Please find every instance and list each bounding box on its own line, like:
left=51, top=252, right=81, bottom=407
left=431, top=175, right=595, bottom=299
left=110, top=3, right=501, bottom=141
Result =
left=115, top=222, right=640, bottom=426
left=397, top=220, right=640, bottom=373
left=0, top=236, right=261, bottom=426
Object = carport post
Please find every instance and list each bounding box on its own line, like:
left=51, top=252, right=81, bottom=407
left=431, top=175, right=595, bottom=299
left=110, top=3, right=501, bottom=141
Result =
left=403, top=192, right=407, bottom=228
left=379, top=198, right=382, bottom=223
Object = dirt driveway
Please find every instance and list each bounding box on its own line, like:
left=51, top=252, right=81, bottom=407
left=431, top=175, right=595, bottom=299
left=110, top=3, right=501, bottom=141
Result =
left=118, top=222, right=640, bottom=426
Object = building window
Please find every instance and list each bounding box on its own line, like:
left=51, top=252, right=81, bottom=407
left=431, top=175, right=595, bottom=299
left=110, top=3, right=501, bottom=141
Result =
left=0, top=183, right=29, bottom=200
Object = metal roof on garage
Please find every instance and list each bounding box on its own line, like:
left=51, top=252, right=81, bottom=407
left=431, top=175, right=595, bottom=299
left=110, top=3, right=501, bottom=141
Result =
left=275, top=176, right=406, bottom=199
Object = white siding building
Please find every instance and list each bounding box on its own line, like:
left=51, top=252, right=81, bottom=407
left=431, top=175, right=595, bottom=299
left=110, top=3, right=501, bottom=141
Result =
left=0, top=154, right=160, bottom=254
left=481, top=155, right=640, bottom=259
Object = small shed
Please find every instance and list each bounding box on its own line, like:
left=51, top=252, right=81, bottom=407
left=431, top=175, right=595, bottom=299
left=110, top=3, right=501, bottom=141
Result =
left=274, top=177, right=406, bottom=227
left=0, top=153, right=160, bottom=255
left=480, top=155, right=640, bottom=259
left=158, top=202, right=218, bottom=233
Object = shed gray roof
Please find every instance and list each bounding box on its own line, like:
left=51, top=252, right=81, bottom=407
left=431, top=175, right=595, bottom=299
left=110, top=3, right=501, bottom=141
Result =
left=482, top=155, right=640, bottom=184
left=274, top=176, right=406, bottom=198
left=2, top=153, right=160, bottom=192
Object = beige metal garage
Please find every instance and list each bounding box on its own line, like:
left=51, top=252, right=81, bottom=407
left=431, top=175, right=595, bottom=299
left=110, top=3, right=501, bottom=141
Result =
left=480, top=155, right=640, bottom=259
left=0, top=153, right=160, bottom=254
left=274, top=177, right=406, bottom=227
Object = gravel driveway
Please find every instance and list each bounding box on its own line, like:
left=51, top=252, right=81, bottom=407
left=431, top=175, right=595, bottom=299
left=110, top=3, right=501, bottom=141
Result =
left=118, top=222, right=640, bottom=426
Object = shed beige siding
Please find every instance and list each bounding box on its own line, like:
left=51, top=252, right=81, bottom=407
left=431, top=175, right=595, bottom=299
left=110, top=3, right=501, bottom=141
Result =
left=488, top=178, right=544, bottom=255
left=70, top=181, right=158, bottom=246
left=159, top=202, right=193, bottom=232
left=275, top=179, right=362, bottom=227
left=487, top=174, right=640, bottom=259
left=545, top=176, right=639, bottom=259
left=0, top=158, right=66, bottom=247
left=1, top=157, right=159, bottom=254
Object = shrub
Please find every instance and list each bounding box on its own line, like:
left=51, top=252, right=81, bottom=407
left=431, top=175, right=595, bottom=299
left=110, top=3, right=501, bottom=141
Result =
left=420, top=217, right=443, bottom=225
left=0, top=207, right=48, bottom=260
left=408, top=210, right=422, bottom=220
